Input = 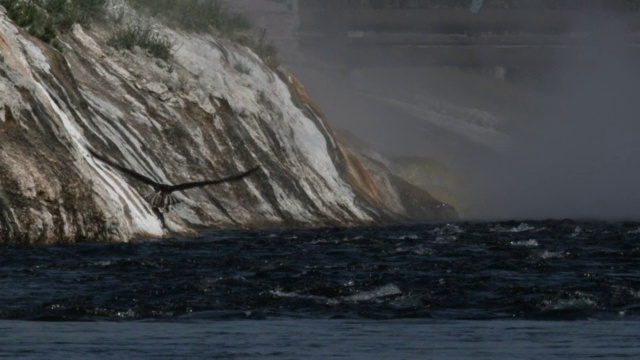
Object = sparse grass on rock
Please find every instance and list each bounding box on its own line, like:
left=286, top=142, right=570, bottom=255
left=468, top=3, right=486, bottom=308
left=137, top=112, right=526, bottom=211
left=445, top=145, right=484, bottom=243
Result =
left=107, top=24, right=172, bottom=60
left=126, top=0, right=280, bottom=67
left=127, top=0, right=251, bottom=36
left=252, top=28, right=279, bottom=68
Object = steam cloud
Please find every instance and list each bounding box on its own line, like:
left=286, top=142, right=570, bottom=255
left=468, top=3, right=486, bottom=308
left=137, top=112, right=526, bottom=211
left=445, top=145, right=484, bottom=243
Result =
left=285, top=3, right=640, bottom=220
left=469, top=15, right=640, bottom=220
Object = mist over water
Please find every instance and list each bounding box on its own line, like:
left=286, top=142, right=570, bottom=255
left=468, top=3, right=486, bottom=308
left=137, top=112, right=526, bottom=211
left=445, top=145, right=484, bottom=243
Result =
left=470, top=15, right=640, bottom=220
left=246, top=1, right=640, bottom=221
left=304, top=18, right=640, bottom=220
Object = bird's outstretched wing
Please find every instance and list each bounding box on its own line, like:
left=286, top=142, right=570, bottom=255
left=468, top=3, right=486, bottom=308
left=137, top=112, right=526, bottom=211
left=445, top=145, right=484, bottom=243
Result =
left=168, top=166, right=260, bottom=192
left=88, top=149, right=163, bottom=189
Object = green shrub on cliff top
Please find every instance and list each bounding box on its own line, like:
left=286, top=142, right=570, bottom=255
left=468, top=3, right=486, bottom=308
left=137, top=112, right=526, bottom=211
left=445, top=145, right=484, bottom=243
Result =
left=0, top=0, right=279, bottom=65
left=0, top=0, right=106, bottom=50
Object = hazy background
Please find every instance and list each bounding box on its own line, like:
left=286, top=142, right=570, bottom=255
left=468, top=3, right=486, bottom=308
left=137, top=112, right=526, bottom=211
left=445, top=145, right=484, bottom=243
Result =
left=226, top=0, right=640, bottom=220
left=473, top=16, right=640, bottom=220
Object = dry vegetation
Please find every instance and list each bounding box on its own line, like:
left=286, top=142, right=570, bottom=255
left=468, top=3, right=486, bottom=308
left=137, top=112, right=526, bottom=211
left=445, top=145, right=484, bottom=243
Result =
left=0, top=0, right=279, bottom=66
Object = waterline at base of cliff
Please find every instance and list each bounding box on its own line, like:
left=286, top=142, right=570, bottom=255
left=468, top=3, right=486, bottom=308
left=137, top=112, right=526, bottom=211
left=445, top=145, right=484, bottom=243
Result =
left=0, top=3, right=455, bottom=243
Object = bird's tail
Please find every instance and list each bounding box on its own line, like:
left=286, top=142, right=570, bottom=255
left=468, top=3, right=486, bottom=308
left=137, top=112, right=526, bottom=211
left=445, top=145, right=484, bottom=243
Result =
left=144, top=191, right=180, bottom=212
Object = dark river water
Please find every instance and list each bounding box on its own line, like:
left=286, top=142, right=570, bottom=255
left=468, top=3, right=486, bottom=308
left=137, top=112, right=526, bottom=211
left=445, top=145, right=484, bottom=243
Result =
left=1, top=221, right=640, bottom=359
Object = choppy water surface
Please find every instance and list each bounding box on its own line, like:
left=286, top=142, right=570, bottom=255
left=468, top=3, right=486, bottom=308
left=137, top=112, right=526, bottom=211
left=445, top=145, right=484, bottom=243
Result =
left=2, top=221, right=640, bottom=358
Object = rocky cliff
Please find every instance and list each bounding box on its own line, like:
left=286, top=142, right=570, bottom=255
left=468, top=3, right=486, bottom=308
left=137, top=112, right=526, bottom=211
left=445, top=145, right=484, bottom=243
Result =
left=0, top=4, right=455, bottom=243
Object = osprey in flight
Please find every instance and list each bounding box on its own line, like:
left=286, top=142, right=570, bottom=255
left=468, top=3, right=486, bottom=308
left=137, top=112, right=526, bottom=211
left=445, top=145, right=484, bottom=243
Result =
left=89, top=149, right=259, bottom=212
